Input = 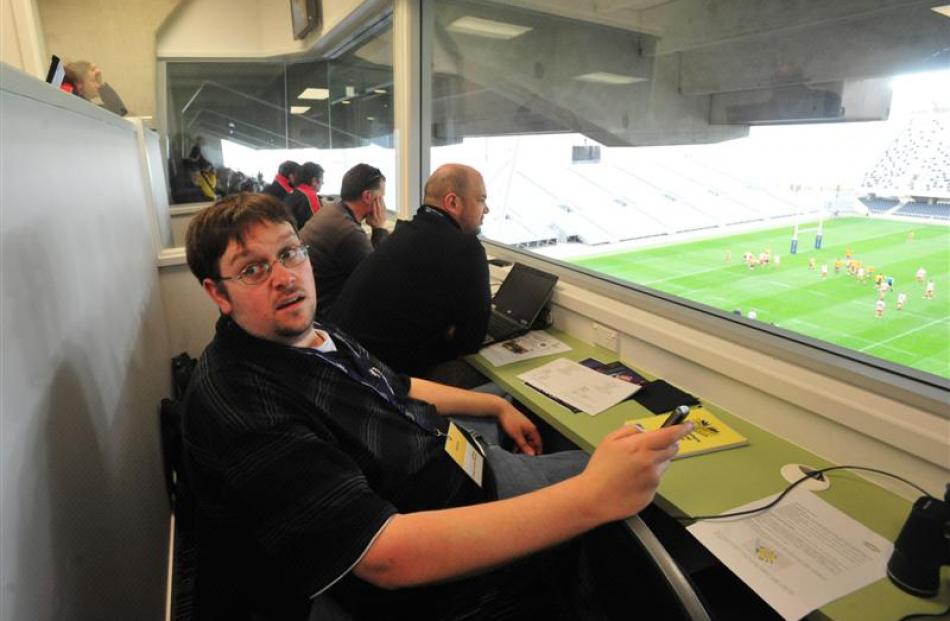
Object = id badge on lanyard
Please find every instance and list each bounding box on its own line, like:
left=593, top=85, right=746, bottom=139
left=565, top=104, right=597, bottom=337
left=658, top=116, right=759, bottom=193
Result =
left=444, top=422, right=485, bottom=487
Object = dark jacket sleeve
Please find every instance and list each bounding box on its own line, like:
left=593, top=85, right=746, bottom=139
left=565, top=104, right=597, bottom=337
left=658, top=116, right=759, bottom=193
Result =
left=283, top=191, right=312, bottom=230
left=334, top=224, right=378, bottom=276
left=446, top=238, right=491, bottom=356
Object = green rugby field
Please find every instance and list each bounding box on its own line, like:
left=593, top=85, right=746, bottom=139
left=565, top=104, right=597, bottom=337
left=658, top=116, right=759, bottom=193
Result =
left=571, top=217, right=950, bottom=379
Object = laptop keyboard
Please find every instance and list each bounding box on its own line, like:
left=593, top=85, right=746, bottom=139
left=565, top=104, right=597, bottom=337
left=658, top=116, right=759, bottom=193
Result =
left=488, top=313, right=523, bottom=339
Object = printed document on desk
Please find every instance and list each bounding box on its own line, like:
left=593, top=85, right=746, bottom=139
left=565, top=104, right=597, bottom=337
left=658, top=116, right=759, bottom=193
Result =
left=517, top=358, right=640, bottom=415
left=687, top=487, right=893, bottom=621
left=480, top=331, right=571, bottom=367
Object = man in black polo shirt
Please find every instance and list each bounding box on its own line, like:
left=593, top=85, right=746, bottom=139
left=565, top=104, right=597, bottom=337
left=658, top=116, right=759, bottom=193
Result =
left=330, top=164, right=491, bottom=381
left=183, top=192, right=692, bottom=618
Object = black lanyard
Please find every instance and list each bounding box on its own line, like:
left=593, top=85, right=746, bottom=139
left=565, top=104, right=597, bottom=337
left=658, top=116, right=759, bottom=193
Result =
left=301, top=330, right=444, bottom=437
left=418, top=204, right=457, bottom=227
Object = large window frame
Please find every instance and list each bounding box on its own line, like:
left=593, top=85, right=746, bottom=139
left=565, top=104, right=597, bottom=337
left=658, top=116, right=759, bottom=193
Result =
left=404, top=0, right=949, bottom=423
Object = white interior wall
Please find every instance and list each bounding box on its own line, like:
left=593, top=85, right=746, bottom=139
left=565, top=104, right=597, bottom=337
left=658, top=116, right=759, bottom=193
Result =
left=1, top=0, right=46, bottom=78
left=156, top=0, right=367, bottom=59
left=0, top=64, right=172, bottom=620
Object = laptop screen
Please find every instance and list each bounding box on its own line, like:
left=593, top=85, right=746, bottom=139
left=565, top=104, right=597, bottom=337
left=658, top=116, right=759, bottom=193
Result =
left=492, top=263, right=558, bottom=326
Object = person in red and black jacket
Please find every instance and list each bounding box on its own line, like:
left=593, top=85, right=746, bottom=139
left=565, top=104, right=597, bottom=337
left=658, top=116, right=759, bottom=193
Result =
left=263, top=160, right=299, bottom=201
left=283, top=161, right=324, bottom=229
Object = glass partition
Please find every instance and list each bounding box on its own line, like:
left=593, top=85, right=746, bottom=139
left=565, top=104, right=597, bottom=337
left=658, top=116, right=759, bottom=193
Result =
left=428, top=0, right=950, bottom=382
left=165, top=15, right=396, bottom=209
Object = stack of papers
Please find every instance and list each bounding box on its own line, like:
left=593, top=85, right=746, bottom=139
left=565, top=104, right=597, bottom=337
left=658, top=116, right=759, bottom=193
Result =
left=517, top=358, right=641, bottom=415
left=687, top=487, right=893, bottom=620
left=480, top=331, right=571, bottom=366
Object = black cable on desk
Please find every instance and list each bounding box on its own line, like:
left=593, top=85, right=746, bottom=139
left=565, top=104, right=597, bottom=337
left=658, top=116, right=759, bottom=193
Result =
left=673, top=465, right=934, bottom=522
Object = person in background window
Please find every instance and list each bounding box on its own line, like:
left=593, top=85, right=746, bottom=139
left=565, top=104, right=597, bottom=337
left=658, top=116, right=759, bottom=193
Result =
left=263, top=160, right=299, bottom=201
left=193, top=162, right=218, bottom=201
left=299, top=163, right=389, bottom=318
left=283, top=161, right=324, bottom=230
left=171, top=159, right=207, bottom=204
left=63, top=61, right=127, bottom=116
left=187, top=136, right=211, bottom=170
left=330, top=164, right=491, bottom=386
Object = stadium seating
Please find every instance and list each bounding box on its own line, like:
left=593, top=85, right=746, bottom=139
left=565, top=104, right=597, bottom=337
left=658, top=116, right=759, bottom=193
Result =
left=860, top=114, right=950, bottom=198
left=895, top=201, right=950, bottom=220
left=859, top=197, right=900, bottom=213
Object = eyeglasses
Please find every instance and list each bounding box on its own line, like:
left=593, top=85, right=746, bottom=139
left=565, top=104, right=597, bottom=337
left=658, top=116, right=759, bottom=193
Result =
left=217, top=244, right=310, bottom=286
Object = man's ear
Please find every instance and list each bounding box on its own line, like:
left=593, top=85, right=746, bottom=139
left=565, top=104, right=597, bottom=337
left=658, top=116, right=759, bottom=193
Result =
left=442, top=192, right=460, bottom=216
left=202, top=278, right=233, bottom=315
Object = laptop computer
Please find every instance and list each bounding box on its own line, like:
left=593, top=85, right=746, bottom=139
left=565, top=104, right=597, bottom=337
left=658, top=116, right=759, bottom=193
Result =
left=483, top=263, right=558, bottom=345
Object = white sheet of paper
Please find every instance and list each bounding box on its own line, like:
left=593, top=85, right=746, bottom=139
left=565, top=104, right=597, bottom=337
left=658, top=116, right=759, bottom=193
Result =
left=479, top=331, right=571, bottom=367
left=516, top=358, right=640, bottom=415
left=687, top=487, right=893, bottom=621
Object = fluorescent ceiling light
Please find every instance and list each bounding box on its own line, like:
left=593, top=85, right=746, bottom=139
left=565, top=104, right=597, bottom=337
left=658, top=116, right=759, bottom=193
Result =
left=298, top=87, right=329, bottom=100
left=345, top=85, right=356, bottom=97
left=573, top=72, right=646, bottom=85
left=373, top=88, right=387, bottom=94
left=447, top=16, right=532, bottom=39
left=339, top=100, right=351, bottom=105
left=932, top=5, right=950, bottom=17
left=290, top=106, right=311, bottom=114
left=367, top=116, right=376, bottom=121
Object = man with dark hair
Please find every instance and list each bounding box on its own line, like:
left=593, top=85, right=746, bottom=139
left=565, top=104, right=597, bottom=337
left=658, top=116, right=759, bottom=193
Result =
left=299, top=163, right=388, bottom=317
left=330, top=163, right=491, bottom=380
left=284, top=161, right=324, bottom=229
left=263, top=160, right=299, bottom=201
left=182, top=191, right=691, bottom=618
left=339, top=162, right=385, bottom=202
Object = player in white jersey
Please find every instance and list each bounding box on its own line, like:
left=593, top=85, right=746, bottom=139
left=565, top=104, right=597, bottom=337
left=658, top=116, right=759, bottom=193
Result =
left=896, top=292, right=907, bottom=310
left=875, top=299, right=885, bottom=318
left=878, top=280, right=890, bottom=299
left=916, top=267, right=927, bottom=283
left=820, top=264, right=828, bottom=279
left=925, top=280, right=935, bottom=299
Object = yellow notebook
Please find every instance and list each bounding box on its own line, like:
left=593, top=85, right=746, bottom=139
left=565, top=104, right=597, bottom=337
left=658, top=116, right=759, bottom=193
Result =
left=627, top=407, right=748, bottom=459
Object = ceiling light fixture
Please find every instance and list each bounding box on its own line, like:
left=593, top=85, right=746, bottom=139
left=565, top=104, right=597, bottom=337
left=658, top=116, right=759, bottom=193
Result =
left=573, top=72, right=645, bottom=85
left=290, top=106, right=311, bottom=114
left=931, top=4, right=950, bottom=17
left=447, top=16, right=532, bottom=39
left=298, top=87, right=329, bottom=100
left=373, top=88, right=387, bottom=94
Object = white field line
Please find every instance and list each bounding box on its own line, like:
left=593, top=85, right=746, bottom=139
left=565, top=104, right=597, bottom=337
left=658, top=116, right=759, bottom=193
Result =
left=858, top=316, right=950, bottom=352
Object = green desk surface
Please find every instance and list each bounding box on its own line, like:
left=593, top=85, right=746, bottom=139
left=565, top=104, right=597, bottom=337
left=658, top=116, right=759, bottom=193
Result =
left=468, top=330, right=950, bottom=621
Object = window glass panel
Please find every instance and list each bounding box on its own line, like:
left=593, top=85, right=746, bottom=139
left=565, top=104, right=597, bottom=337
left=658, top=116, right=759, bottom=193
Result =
left=165, top=15, right=395, bottom=208
left=430, top=0, right=950, bottom=380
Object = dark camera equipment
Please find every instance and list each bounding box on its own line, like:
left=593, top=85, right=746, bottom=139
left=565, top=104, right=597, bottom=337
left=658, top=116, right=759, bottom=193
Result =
left=887, top=484, right=950, bottom=597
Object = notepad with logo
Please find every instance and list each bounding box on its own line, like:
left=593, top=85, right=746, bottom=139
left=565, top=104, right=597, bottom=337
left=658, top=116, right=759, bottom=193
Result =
left=627, top=408, right=748, bottom=459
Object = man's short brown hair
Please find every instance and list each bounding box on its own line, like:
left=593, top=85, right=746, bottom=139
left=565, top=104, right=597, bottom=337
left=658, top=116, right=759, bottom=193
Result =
left=185, top=192, right=296, bottom=282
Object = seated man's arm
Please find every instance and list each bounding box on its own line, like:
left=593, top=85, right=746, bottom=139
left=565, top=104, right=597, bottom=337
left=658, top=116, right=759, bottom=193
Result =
left=444, top=242, right=491, bottom=355
left=409, top=377, right=541, bottom=455
left=354, top=423, right=691, bottom=589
